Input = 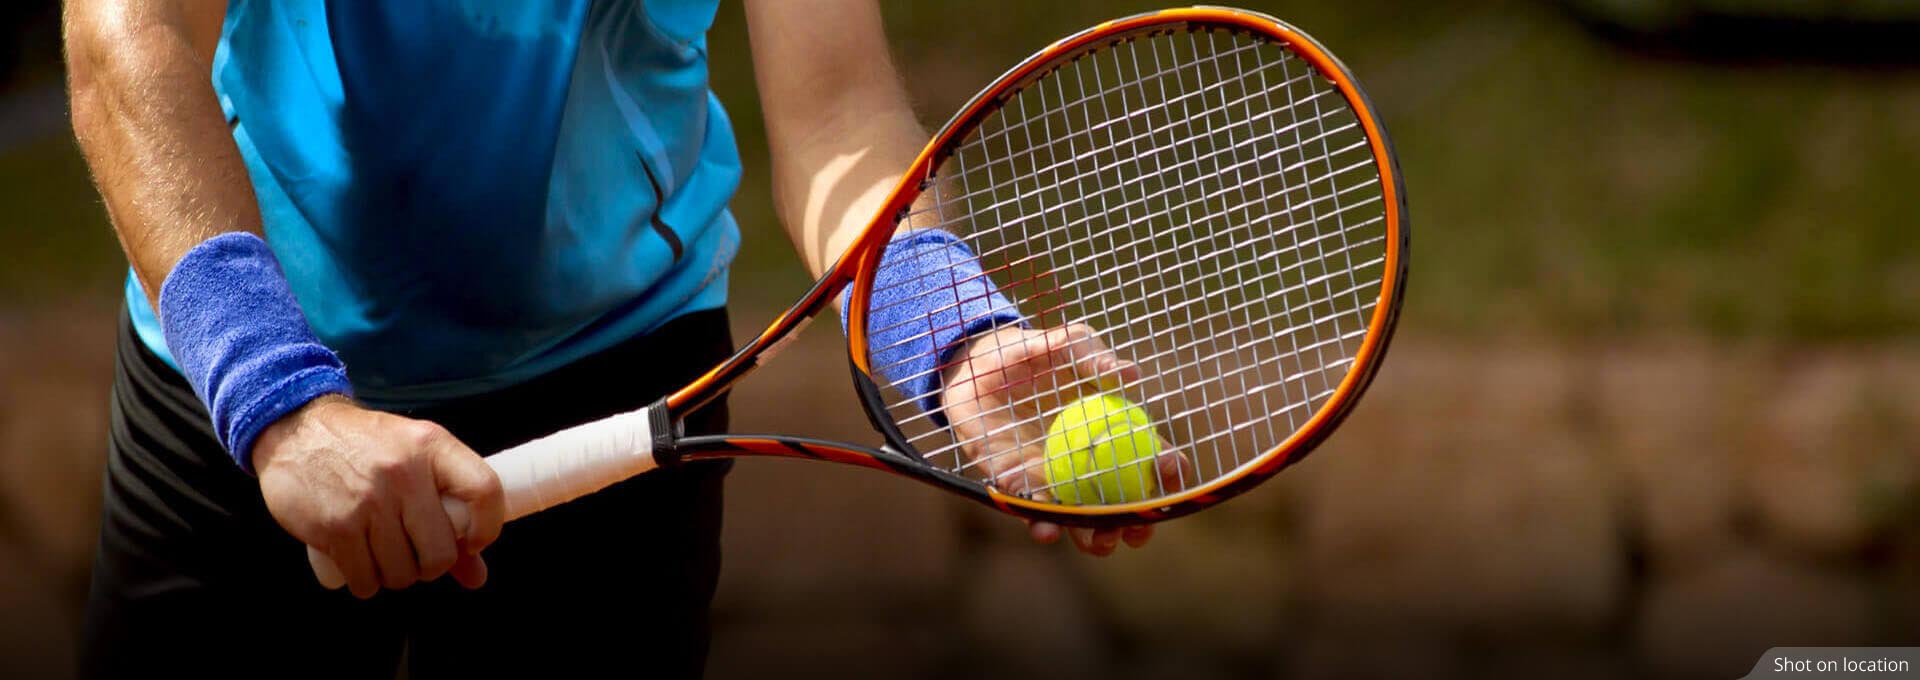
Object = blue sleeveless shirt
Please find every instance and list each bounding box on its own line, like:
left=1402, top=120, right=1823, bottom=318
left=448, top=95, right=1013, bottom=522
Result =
left=127, top=0, right=741, bottom=407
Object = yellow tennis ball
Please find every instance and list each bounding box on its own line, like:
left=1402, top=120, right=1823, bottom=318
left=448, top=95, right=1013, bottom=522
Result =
left=1043, top=394, right=1161, bottom=505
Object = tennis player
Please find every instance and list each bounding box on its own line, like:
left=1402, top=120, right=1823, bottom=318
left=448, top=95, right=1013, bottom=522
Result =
left=66, top=0, right=1159, bottom=676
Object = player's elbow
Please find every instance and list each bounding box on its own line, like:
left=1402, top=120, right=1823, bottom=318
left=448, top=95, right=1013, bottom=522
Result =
left=63, top=3, right=146, bottom=131
left=63, top=0, right=149, bottom=76
left=63, top=2, right=200, bottom=140
left=62, top=4, right=110, bottom=105
left=64, top=34, right=114, bottom=153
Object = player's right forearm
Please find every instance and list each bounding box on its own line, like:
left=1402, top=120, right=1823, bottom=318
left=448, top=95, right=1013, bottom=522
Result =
left=65, top=0, right=260, bottom=308
left=67, top=1, right=357, bottom=474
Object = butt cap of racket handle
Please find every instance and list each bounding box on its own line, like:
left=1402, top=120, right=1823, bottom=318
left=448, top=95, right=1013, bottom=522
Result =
left=308, top=497, right=471, bottom=589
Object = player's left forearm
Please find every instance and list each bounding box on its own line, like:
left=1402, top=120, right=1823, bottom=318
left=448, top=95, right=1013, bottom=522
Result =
left=744, top=0, right=930, bottom=278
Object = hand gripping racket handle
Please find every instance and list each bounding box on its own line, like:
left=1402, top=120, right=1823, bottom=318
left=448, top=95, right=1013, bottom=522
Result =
left=307, top=407, right=661, bottom=589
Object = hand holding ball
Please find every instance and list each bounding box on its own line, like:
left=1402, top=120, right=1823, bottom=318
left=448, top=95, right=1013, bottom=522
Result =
left=1043, top=394, right=1162, bottom=505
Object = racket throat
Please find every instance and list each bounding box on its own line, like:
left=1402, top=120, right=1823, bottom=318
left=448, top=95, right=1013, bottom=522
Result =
left=849, top=361, right=926, bottom=463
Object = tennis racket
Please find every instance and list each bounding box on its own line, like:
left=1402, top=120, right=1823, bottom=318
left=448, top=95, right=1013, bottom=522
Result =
left=310, top=6, right=1408, bottom=587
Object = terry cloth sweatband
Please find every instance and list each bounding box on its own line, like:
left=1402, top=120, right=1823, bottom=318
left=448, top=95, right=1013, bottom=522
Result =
left=158, top=232, right=353, bottom=474
left=839, top=229, right=1027, bottom=426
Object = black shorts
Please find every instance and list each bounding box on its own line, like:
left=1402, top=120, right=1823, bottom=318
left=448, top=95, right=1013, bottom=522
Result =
left=81, top=308, right=734, bottom=679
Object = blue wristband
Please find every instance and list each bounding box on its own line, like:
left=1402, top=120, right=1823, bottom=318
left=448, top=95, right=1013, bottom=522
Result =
left=158, top=232, right=353, bottom=473
left=840, top=230, right=1026, bottom=425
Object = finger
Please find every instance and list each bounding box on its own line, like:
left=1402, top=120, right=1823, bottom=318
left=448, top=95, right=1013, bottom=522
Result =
left=1050, top=324, right=1138, bottom=388
left=975, top=428, right=1046, bottom=489
left=429, top=435, right=504, bottom=553
left=1049, top=324, right=1107, bottom=375
left=1028, top=520, right=1061, bottom=545
left=1085, top=528, right=1121, bottom=556
left=1156, top=446, right=1195, bottom=493
left=1068, top=527, right=1095, bottom=553
left=399, top=460, right=459, bottom=582
left=450, top=552, right=489, bottom=590
left=334, top=535, right=381, bottom=600
left=1014, top=445, right=1061, bottom=500
left=368, top=509, right=419, bottom=590
left=1121, top=525, right=1154, bottom=548
left=1021, top=486, right=1064, bottom=546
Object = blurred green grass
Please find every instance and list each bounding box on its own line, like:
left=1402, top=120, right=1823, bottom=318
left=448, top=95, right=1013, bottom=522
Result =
left=5, top=0, right=1917, bottom=341
left=0, top=131, right=122, bottom=306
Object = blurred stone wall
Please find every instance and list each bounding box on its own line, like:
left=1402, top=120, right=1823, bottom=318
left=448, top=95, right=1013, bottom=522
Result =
left=3, top=309, right=1916, bottom=679
left=712, top=325, right=1920, bottom=680
left=0, top=310, right=113, bottom=679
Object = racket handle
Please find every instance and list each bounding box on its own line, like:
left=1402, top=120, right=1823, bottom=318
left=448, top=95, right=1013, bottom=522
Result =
left=307, top=407, right=661, bottom=589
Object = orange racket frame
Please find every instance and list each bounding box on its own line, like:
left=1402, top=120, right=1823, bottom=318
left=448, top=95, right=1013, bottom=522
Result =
left=651, top=6, right=1408, bottom=527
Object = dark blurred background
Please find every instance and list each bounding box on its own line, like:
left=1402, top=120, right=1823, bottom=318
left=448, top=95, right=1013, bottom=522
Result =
left=3, top=1, right=1918, bottom=678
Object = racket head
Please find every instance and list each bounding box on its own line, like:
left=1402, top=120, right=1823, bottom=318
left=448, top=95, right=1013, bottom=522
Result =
left=843, top=7, right=1408, bottom=526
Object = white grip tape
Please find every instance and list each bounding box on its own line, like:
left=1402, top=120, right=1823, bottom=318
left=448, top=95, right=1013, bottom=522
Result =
left=308, top=407, right=658, bottom=589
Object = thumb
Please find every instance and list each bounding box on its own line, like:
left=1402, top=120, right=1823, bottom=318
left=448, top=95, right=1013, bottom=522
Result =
left=1155, top=441, right=1193, bottom=494
left=450, top=552, right=489, bottom=590
left=430, top=437, right=505, bottom=554
left=1052, top=324, right=1138, bottom=389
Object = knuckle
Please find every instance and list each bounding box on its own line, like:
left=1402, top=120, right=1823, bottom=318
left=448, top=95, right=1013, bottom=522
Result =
left=345, top=490, right=384, bottom=519
left=403, top=420, right=447, bottom=447
left=366, top=448, right=412, bottom=477
left=318, top=513, right=360, bottom=541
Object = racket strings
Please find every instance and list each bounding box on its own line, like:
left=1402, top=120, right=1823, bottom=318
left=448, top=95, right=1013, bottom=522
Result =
left=877, top=232, right=1383, bottom=440
left=865, top=176, right=1382, bottom=367
left=925, top=64, right=1326, bottom=212
left=865, top=28, right=1389, bottom=504
left=898, top=33, right=1367, bottom=487
left=864, top=70, right=1375, bottom=358
left=945, top=37, right=1287, bottom=173
left=863, top=114, right=1377, bottom=363
left=873, top=130, right=1381, bottom=409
